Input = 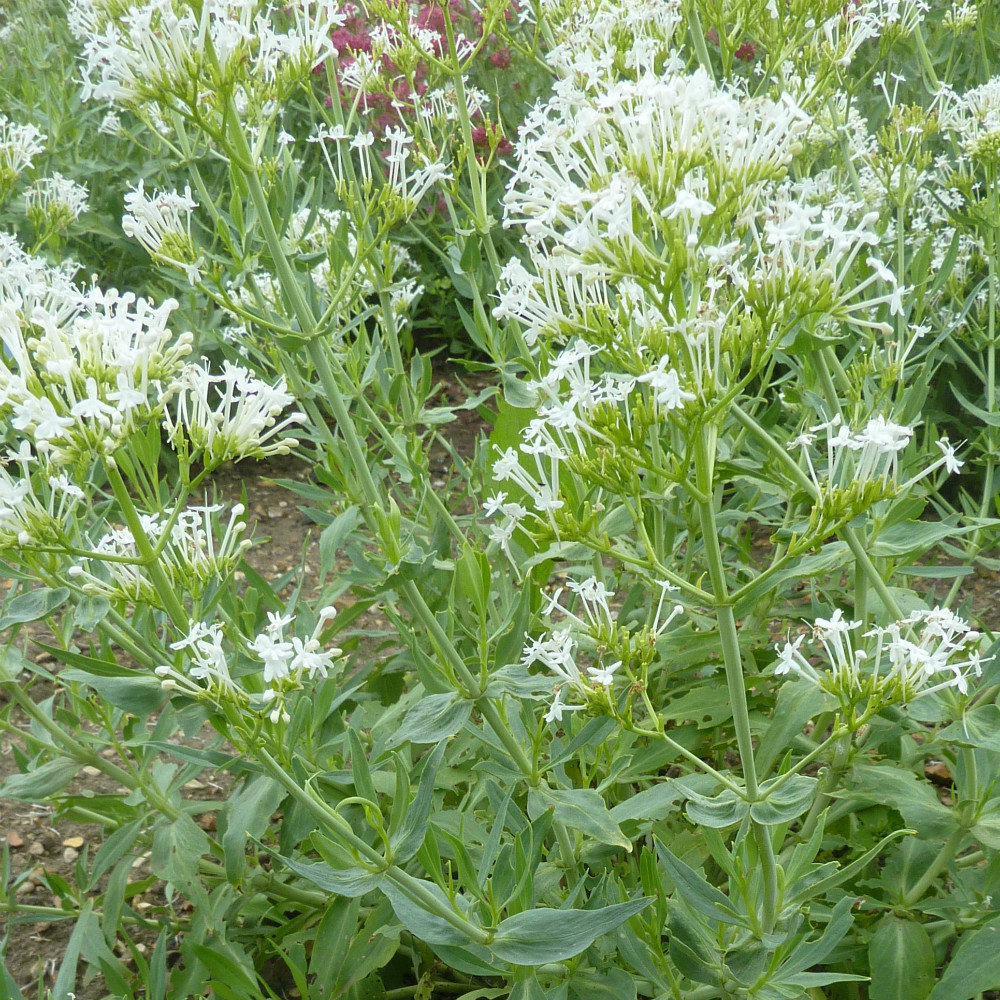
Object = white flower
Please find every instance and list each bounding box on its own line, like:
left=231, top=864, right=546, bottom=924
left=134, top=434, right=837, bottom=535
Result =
left=774, top=606, right=986, bottom=705
left=72, top=1, right=342, bottom=110
left=637, top=356, right=695, bottom=411
left=587, top=660, right=622, bottom=687
left=935, top=438, right=964, bottom=475
left=0, top=114, right=45, bottom=189
left=25, top=173, right=89, bottom=228
left=163, top=360, right=306, bottom=465
left=122, top=180, right=201, bottom=283
left=543, top=687, right=585, bottom=724
left=248, top=631, right=296, bottom=684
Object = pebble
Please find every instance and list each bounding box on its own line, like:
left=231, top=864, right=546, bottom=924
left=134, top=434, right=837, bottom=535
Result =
left=14, top=882, right=34, bottom=898
left=27, top=841, right=45, bottom=857
left=62, top=847, right=79, bottom=863
left=63, top=836, right=84, bottom=849
left=81, top=766, right=101, bottom=777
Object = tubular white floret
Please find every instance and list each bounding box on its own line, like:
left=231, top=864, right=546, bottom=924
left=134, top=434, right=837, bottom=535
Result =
left=122, top=180, right=201, bottom=283
left=163, top=359, right=306, bottom=465
left=69, top=502, right=250, bottom=606
left=774, top=606, right=986, bottom=706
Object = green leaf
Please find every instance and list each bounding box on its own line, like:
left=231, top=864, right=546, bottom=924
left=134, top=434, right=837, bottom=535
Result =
left=60, top=669, right=166, bottom=715
left=51, top=899, right=90, bottom=1000
left=654, top=839, right=745, bottom=927
left=319, top=505, right=361, bottom=585
left=0, top=757, right=79, bottom=800
left=529, top=786, right=632, bottom=850
left=391, top=741, right=446, bottom=863
left=869, top=915, right=934, bottom=1000
left=661, top=685, right=734, bottom=728
left=928, top=921, right=1000, bottom=1000
left=387, top=693, right=472, bottom=747
left=972, top=801, right=1000, bottom=849
left=0, top=587, right=69, bottom=629
left=150, top=813, right=211, bottom=897
left=951, top=384, right=1000, bottom=428
left=939, top=705, right=1000, bottom=752
left=273, top=850, right=386, bottom=898
left=755, top=682, right=833, bottom=775
left=32, top=641, right=134, bottom=677
left=610, top=779, right=689, bottom=823
left=490, top=898, right=651, bottom=964
left=846, top=764, right=956, bottom=840
left=750, top=775, right=818, bottom=826
left=0, top=644, right=27, bottom=682
left=222, top=775, right=285, bottom=884
left=73, top=595, right=110, bottom=631
left=383, top=878, right=474, bottom=945
left=676, top=780, right=749, bottom=829
left=777, top=896, right=855, bottom=981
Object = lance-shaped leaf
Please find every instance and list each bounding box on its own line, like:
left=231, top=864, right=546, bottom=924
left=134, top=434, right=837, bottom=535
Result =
left=272, top=852, right=387, bottom=898
left=490, top=898, right=652, bottom=964
left=390, top=741, right=446, bottom=863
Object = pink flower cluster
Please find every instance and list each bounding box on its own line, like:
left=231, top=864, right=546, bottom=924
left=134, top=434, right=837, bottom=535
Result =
left=321, top=0, right=515, bottom=159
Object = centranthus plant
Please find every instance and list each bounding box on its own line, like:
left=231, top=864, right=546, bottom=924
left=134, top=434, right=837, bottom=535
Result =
left=3, top=1, right=1000, bottom=999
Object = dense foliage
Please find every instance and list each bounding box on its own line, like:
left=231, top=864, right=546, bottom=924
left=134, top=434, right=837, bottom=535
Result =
left=2, top=1, right=1000, bottom=998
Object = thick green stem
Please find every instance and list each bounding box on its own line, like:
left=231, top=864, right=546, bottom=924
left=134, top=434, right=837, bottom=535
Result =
left=692, top=430, right=778, bottom=932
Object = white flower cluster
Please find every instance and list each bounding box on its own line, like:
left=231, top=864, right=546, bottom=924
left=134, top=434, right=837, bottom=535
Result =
left=0, top=115, right=45, bottom=193
left=69, top=503, right=250, bottom=606
left=0, top=281, right=191, bottom=465
left=486, top=0, right=944, bottom=555
left=158, top=608, right=343, bottom=723
left=25, top=173, right=89, bottom=230
left=0, top=236, right=306, bottom=564
left=520, top=576, right=683, bottom=723
left=122, top=180, right=201, bottom=283
left=939, top=76, right=1000, bottom=165
left=70, top=0, right=341, bottom=112
left=774, top=606, right=985, bottom=706
left=308, top=123, right=452, bottom=218
left=0, top=443, right=85, bottom=550
left=794, top=415, right=962, bottom=503
left=163, top=360, right=306, bottom=465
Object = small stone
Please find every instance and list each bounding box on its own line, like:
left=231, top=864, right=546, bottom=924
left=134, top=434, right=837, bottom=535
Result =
left=14, top=882, right=34, bottom=898
left=183, top=779, right=206, bottom=791
left=62, top=847, right=79, bottom=863
left=27, top=840, right=45, bottom=857
left=7, top=831, right=24, bottom=848
left=81, top=766, right=101, bottom=777
left=62, top=836, right=84, bottom=849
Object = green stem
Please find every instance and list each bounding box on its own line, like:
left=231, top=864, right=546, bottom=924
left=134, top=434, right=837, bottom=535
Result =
left=104, top=461, right=189, bottom=629
left=693, top=429, right=778, bottom=932
left=903, top=826, right=966, bottom=905
left=255, top=747, right=491, bottom=946
left=785, top=732, right=852, bottom=856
